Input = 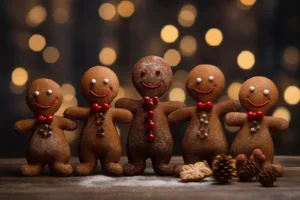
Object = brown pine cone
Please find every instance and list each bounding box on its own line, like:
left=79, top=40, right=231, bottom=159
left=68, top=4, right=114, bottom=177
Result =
left=212, top=154, right=236, bottom=184
left=237, top=159, right=260, bottom=182
left=258, top=166, right=277, bottom=187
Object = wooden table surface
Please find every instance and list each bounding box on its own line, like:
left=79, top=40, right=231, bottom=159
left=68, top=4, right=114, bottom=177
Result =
left=0, top=156, right=299, bottom=200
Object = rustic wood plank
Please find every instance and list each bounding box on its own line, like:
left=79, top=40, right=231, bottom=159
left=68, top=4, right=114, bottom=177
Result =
left=0, top=156, right=299, bottom=200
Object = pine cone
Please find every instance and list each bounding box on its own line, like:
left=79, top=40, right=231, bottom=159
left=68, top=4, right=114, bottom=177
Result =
left=212, top=154, right=236, bottom=184
left=258, top=166, right=277, bottom=187
left=237, top=160, right=260, bottom=182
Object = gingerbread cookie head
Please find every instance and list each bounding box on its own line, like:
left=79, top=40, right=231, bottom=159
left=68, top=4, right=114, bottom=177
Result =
left=81, top=66, right=119, bottom=105
left=26, top=78, right=63, bottom=116
left=186, top=64, right=225, bottom=102
left=239, top=76, right=278, bottom=113
left=132, top=56, right=172, bottom=98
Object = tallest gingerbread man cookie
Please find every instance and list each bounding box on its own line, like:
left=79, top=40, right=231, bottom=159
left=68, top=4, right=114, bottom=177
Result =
left=115, top=56, right=185, bottom=176
left=226, top=76, right=289, bottom=176
left=168, top=65, right=240, bottom=166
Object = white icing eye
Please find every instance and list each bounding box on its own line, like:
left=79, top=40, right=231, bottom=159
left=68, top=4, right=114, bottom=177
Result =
left=196, top=77, right=202, bottom=83
left=47, top=89, right=52, bottom=95
left=208, top=76, right=214, bottom=81
left=249, top=86, right=255, bottom=92
left=103, top=78, right=109, bottom=84
left=34, top=91, right=39, bottom=96
left=264, top=89, right=269, bottom=95
left=91, top=79, right=96, bottom=84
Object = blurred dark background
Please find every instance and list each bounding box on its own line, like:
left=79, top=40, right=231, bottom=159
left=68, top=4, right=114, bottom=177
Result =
left=1, top=0, right=299, bottom=158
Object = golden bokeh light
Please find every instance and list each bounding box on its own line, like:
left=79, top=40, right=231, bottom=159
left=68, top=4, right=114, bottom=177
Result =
left=169, top=88, right=186, bottom=102
left=99, top=47, right=117, bottom=65
left=164, top=49, right=181, bottom=67
left=283, top=46, right=299, bottom=71
left=11, top=67, right=28, bottom=86
left=284, top=86, right=300, bottom=105
left=43, top=46, right=60, bottom=64
left=26, top=5, right=47, bottom=27
left=160, top=25, right=179, bottom=43
left=179, top=35, right=197, bottom=56
left=205, top=28, right=223, bottom=46
left=227, top=82, right=242, bottom=100
left=56, top=96, right=78, bottom=116
left=237, top=50, right=255, bottom=70
left=178, top=4, right=197, bottom=27
left=99, top=3, right=116, bottom=20
left=28, top=34, right=46, bottom=52
left=10, top=82, right=26, bottom=95
left=117, top=1, right=135, bottom=17
left=61, top=83, right=76, bottom=101
left=272, top=107, right=291, bottom=122
left=240, top=0, right=256, bottom=6
left=53, top=8, right=69, bottom=24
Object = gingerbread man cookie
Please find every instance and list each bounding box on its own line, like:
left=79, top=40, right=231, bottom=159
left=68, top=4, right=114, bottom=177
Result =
left=168, top=64, right=240, bottom=166
left=14, top=79, right=77, bottom=176
left=64, top=66, right=132, bottom=176
left=226, top=76, right=289, bottom=176
left=115, top=56, right=185, bottom=176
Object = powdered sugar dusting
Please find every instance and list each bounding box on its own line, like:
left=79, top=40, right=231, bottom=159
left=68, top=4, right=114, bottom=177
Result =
left=78, top=175, right=212, bottom=188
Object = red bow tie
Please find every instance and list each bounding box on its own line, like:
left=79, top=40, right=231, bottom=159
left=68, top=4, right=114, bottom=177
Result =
left=36, top=114, right=53, bottom=124
left=196, top=101, right=214, bottom=111
left=91, top=103, right=110, bottom=113
left=144, top=96, right=159, bottom=110
left=247, top=111, right=264, bottom=121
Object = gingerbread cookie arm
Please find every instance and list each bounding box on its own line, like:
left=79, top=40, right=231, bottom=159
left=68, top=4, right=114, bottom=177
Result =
left=111, top=108, right=133, bottom=124
left=63, top=107, right=90, bottom=120
left=265, top=116, right=289, bottom=131
left=168, top=107, right=192, bottom=125
left=216, top=99, right=241, bottom=117
left=115, top=98, right=139, bottom=113
left=161, top=101, right=186, bottom=116
left=225, top=112, right=247, bottom=126
left=57, top=116, right=78, bottom=131
left=14, top=119, right=36, bottom=134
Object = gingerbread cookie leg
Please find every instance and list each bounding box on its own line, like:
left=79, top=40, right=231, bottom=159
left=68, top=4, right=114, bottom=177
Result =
left=182, top=154, right=200, bottom=165
left=75, top=151, right=97, bottom=176
left=124, top=152, right=146, bottom=176
left=100, top=156, right=123, bottom=177
left=151, top=155, right=175, bottom=176
left=49, top=162, right=73, bottom=177
left=20, top=163, right=45, bottom=176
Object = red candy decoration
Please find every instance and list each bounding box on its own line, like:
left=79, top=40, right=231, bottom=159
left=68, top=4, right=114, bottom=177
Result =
left=144, top=96, right=150, bottom=103
left=247, top=111, right=255, bottom=120
left=147, top=111, right=154, bottom=119
left=153, top=96, right=159, bottom=104
left=101, top=103, right=110, bottom=113
left=141, top=70, right=146, bottom=76
left=146, top=101, right=155, bottom=110
left=197, top=102, right=205, bottom=110
left=37, top=115, right=46, bottom=123
left=148, top=120, right=155, bottom=130
left=91, top=103, right=100, bottom=113
left=46, top=114, right=53, bottom=123
left=156, top=70, right=160, bottom=75
left=205, top=101, right=214, bottom=110
left=147, top=133, right=155, bottom=142
left=256, top=111, right=264, bottom=121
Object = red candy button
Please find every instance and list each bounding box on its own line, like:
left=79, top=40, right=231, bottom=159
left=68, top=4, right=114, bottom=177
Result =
left=46, top=114, right=53, bottom=123
left=147, top=111, right=154, bottom=119
left=148, top=120, right=155, bottom=130
left=147, top=133, right=155, bottom=142
left=256, top=111, right=264, bottom=121
left=205, top=101, right=213, bottom=110
left=91, top=103, right=100, bottom=113
left=101, top=103, right=110, bottom=113
left=153, top=96, right=159, bottom=104
left=197, top=102, right=205, bottom=110
left=37, top=115, right=46, bottom=123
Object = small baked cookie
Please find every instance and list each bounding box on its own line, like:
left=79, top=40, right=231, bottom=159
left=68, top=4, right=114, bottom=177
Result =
left=168, top=64, right=240, bottom=166
left=64, top=66, right=133, bottom=176
left=14, top=78, right=77, bottom=176
left=226, top=76, right=289, bottom=176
